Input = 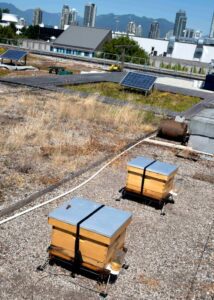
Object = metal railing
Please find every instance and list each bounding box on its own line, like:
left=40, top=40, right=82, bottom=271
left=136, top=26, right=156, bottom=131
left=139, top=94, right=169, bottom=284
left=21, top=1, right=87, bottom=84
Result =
left=0, top=37, right=22, bottom=46
left=0, top=37, right=207, bottom=79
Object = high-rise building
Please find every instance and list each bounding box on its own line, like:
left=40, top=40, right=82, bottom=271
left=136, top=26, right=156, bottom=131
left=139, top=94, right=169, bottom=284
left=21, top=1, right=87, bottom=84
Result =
left=60, top=5, right=78, bottom=29
left=148, top=21, right=160, bottom=39
left=173, top=10, right=187, bottom=38
left=209, top=12, right=214, bottom=38
left=83, top=3, right=96, bottom=27
left=115, top=17, right=120, bottom=32
left=184, top=28, right=195, bottom=39
left=165, top=30, right=173, bottom=40
left=136, top=25, right=142, bottom=37
left=60, top=5, right=70, bottom=29
left=194, top=30, right=202, bottom=39
left=69, top=9, right=78, bottom=25
left=33, top=8, right=43, bottom=26
left=17, top=18, right=26, bottom=27
left=127, top=21, right=136, bottom=35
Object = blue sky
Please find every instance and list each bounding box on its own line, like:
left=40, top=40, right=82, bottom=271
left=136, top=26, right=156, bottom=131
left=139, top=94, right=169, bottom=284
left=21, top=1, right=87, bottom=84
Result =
left=7, top=0, right=213, bottom=34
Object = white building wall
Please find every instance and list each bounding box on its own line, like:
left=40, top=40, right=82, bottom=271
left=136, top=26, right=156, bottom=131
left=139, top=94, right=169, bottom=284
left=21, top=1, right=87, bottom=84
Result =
left=133, top=37, right=168, bottom=56
left=201, top=46, right=214, bottom=63
left=1, top=13, right=18, bottom=23
left=131, top=36, right=214, bottom=63
left=22, top=40, right=51, bottom=52
left=172, top=42, right=196, bottom=61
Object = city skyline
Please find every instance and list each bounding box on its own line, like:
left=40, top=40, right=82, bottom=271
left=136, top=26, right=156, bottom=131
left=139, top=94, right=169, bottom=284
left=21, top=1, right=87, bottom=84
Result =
left=1, top=0, right=213, bottom=35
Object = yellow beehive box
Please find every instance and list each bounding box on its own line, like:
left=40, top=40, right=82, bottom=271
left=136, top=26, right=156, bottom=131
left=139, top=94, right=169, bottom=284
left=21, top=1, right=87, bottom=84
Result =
left=48, top=197, right=132, bottom=271
left=126, top=157, right=178, bottom=200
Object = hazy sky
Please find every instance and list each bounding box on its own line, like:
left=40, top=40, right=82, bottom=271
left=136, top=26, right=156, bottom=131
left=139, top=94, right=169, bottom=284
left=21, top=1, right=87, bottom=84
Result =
left=7, top=0, right=213, bottom=34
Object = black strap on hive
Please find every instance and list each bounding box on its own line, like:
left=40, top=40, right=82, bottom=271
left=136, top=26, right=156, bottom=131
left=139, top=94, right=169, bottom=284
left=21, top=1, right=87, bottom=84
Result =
left=141, top=160, right=157, bottom=195
left=73, top=204, right=105, bottom=273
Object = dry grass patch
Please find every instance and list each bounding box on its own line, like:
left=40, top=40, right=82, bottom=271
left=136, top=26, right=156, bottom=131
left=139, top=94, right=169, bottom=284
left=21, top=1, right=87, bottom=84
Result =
left=0, top=89, right=159, bottom=203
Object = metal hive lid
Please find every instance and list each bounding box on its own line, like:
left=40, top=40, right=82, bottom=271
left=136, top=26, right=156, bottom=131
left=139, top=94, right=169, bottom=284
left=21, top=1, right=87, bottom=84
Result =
left=128, top=157, right=154, bottom=169
left=148, top=160, right=178, bottom=176
left=49, top=197, right=132, bottom=238
left=128, top=156, right=178, bottom=176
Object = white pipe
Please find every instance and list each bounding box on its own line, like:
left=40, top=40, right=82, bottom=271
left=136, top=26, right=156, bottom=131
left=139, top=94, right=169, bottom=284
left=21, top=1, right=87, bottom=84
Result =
left=144, top=138, right=214, bottom=157
left=0, top=136, right=149, bottom=226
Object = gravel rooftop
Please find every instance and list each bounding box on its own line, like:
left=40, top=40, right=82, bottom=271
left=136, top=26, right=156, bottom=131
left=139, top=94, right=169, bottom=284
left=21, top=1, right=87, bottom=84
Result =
left=0, top=143, right=214, bottom=300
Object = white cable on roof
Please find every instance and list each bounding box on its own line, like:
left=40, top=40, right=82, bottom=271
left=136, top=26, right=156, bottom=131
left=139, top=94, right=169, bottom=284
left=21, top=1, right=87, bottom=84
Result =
left=0, top=135, right=150, bottom=226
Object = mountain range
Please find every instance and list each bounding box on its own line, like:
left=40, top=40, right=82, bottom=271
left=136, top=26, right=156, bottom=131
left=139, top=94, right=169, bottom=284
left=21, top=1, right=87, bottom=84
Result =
left=0, top=2, right=174, bottom=38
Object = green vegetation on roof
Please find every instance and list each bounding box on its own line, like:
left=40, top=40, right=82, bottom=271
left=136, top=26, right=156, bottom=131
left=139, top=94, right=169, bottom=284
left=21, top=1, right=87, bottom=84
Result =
left=66, top=82, right=201, bottom=112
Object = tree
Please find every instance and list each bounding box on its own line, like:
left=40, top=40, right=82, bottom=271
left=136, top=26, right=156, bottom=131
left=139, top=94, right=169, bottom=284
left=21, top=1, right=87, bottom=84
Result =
left=0, top=25, right=16, bottom=39
left=22, top=25, right=40, bottom=39
left=101, top=36, right=149, bottom=64
left=0, top=8, right=17, bottom=40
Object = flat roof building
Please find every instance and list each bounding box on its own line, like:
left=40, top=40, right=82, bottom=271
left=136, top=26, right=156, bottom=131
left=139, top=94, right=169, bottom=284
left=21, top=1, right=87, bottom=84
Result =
left=127, top=36, right=214, bottom=63
left=38, top=27, right=63, bottom=41
left=0, top=13, right=18, bottom=28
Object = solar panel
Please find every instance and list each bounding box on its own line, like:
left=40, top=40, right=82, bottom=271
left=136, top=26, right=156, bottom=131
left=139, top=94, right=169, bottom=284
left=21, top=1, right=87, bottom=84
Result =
left=0, top=49, right=27, bottom=61
left=121, top=72, right=157, bottom=92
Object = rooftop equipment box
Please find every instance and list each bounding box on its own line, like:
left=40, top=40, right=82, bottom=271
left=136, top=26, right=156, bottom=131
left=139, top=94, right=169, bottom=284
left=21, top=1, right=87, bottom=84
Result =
left=189, top=109, right=214, bottom=139
left=126, top=157, right=178, bottom=200
left=48, top=197, right=132, bottom=272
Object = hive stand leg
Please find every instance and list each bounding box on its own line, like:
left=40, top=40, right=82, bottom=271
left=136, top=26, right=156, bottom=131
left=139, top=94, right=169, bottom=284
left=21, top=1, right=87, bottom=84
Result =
left=160, top=201, right=166, bottom=216
left=116, top=187, right=126, bottom=201
left=121, top=189, right=127, bottom=199
left=48, top=257, right=55, bottom=266
left=37, top=258, right=50, bottom=272
left=122, top=263, right=129, bottom=270
left=121, top=247, right=129, bottom=270
left=100, top=274, right=111, bottom=298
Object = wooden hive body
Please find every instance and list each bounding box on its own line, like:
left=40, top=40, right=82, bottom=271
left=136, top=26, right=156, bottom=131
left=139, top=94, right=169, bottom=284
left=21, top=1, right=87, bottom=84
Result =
left=48, top=197, right=132, bottom=271
left=126, top=157, right=178, bottom=200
